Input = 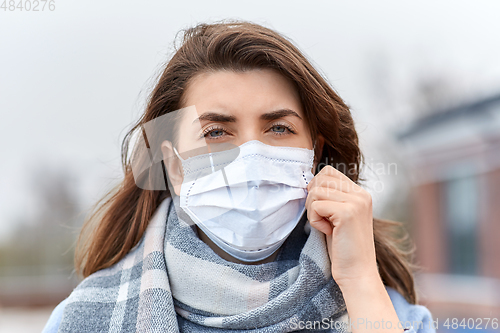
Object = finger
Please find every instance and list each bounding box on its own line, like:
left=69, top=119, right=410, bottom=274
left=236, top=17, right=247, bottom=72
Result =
left=305, top=186, right=350, bottom=211
left=318, top=165, right=355, bottom=184
left=307, top=173, right=357, bottom=194
left=308, top=215, right=333, bottom=235
left=307, top=200, right=346, bottom=235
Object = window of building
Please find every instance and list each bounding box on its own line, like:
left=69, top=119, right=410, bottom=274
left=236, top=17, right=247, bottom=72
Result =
left=442, top=174, right=478, bottom=275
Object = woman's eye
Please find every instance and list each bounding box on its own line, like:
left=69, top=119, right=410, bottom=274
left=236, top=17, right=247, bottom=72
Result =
left=202, top=127, right=227, bottom=139
left=208, top=129, right=225, bottom=137
left=272, top=125, right=287, bottom=133
left=270, top=124, right=294, bottom=134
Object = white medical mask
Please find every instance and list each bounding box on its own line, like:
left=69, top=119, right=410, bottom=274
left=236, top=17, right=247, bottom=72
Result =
left=173, top=140, right=315, bottom=262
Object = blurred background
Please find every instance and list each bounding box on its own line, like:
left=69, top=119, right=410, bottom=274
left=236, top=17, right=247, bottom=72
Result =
left=1, top=1, right=499, bottom=332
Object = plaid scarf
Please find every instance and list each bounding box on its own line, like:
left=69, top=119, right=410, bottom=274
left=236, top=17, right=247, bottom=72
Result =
left=58, top=197, right=349, bottom=332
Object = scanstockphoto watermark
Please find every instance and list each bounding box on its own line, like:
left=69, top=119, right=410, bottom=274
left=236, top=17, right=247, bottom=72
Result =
left=1, top=0, right=55, bottom=11
left=289, top=317, right=439, bottom=331
left=315, top=158, right=399, bottom=194
left=316, top=157, right=398, bottom=178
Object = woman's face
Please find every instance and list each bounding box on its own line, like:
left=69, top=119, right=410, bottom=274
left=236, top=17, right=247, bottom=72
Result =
left=162, top=68, right=318, bottom=196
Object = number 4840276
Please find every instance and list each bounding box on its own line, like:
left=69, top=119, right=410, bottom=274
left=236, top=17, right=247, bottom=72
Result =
left=1, top=0, right=55, bottom=11
left=443, top=318, right=498, bottom=330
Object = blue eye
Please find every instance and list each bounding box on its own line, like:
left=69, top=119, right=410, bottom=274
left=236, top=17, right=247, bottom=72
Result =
left=209, top=129, right=225, bottom=137
left=272, top=125, right=287, bottom=133
left=270, top=123, right=295, bottom=135
left=202, top=126, right=228, bottom=140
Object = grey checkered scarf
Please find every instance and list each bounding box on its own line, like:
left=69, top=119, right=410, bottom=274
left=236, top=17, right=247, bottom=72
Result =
left=58, top=196, right=350, bottom=332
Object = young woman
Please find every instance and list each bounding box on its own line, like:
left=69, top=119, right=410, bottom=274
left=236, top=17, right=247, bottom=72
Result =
left=43, top=21, right=435, bottom=333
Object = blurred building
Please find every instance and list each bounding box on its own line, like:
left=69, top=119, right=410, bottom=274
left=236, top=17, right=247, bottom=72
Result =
left=398, top=93, right=500, bottom=325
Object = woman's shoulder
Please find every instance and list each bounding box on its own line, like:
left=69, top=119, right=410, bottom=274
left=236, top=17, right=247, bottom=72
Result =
left=385, top=286, right=436, bottom=332
left=41, top=298, right=68, bottom=333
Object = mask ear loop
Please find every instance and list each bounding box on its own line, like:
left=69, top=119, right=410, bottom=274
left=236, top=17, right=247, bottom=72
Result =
left=173, top=146, right=184, bottom=162
left=312, top=141, right=317, bottom=172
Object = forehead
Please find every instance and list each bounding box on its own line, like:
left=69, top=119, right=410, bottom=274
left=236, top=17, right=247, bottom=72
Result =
left=180, top=69, right=304, bottom=116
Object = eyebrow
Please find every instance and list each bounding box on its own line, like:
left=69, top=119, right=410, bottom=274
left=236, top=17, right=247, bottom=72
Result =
left=260, top=109, right=302, bottom=121
left=193, top=112, right=237, bottom=124
left=193, top=109, right=302, bottom=124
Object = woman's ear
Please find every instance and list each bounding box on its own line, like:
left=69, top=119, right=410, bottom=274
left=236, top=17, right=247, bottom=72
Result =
left=313, top=135, right=325, bottom=174
left=161, top=140, right=183, bottom=196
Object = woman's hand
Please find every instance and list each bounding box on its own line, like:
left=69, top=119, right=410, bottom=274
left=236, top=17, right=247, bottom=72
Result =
left=305, top=165, right=379, bottom=287
left=305, top=165, right=406, bottom=332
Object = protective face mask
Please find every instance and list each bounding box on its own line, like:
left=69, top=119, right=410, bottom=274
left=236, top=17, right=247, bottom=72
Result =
left=173, top=140, right=315, bottom=262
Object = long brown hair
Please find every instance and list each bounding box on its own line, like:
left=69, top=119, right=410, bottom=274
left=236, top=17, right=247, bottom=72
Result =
left=75, top=20, right=418, bottom=304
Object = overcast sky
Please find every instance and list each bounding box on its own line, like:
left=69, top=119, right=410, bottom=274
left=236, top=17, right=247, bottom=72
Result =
left=1, top=0, right=500, bottom=242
